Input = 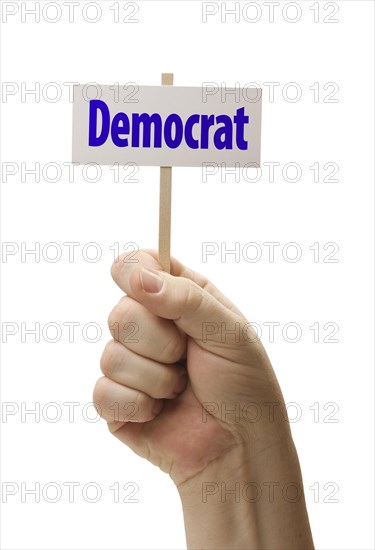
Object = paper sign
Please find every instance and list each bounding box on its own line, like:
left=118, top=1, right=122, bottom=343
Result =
left=72, top=84, right=262, bottom=167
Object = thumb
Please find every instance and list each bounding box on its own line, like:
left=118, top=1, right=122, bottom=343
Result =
left=112, top=256, right=256, bottom=362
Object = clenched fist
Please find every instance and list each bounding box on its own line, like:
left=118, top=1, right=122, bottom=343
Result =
left=93, top=249, right=313, bottom=549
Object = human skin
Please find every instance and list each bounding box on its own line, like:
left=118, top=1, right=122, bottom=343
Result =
left=93, top=249, right=314, bottom=549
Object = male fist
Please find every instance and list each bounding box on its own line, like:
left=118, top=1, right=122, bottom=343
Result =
left=93, top=249, right=288, bottom=486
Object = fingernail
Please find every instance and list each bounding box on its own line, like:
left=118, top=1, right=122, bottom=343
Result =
left=152, top=399, right=164, bottom=416
left=140, top=268, right=164, bottom=294
left=175, top=373, right=188, bottom=394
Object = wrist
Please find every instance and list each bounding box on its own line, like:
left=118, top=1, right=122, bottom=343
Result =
left=176, top=432, right=313, bottom=550
left=177, top=443, right=261, bottom=550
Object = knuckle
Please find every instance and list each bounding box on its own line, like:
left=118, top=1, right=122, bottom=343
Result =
left=108, top=297, right=138, bottom=334
left=159, top=336, right=185, bottom=364
left=110, top=258, right=120, bottom=282
left=107, top=303, right=120, bottom=330
left=92, top=376, right=109, bottom=410
left=155, top=370, right=178, bottom=398
left=133, top=390, right=150, bottom=414
left=180, top=280, right=204, bottom=315
left=111, top=251, right=140, bottom=280
left=100, top=340, right=117, bottom=378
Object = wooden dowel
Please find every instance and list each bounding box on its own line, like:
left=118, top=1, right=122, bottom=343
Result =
left=158, top=73, right=174, bottom=273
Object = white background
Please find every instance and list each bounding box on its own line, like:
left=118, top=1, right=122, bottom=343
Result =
left=0, top=1, right=374, bottom=549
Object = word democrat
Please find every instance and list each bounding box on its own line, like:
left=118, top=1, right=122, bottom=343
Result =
left=88, top=100, right=250, bottom=150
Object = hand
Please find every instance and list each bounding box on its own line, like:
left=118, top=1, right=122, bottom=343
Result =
left=93, top=249, right=289, bottom=486
left=93, top=249, right=314, bottom=549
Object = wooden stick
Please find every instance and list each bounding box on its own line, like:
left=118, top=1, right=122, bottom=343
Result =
left=158, top=73, right=174, bottom=273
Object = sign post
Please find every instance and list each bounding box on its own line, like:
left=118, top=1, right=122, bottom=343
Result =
left=159, top=73, right=173, bottom=273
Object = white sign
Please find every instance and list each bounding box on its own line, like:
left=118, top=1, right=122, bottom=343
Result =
left=72, top=84, right=262, bottom=167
